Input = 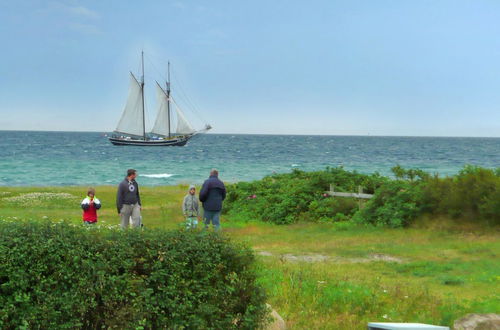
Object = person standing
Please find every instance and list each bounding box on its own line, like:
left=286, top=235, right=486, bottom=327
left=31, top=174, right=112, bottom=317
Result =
left=116, top=169, right=142, bottom=229
left=182, top=185, right=200, bottom=229
left=81, top=187, right=101, bottom=225
left=199, top=169, right=226, bottom=230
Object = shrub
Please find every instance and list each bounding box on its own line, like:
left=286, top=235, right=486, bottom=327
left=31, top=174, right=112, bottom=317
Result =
left=224, top=167, right=387, bottom=224
left=0, top=220, right=268, bottom=329
left=354, top=165, right=500, bottom=227
left=391, top=165, right=430, bottom=182
left=353, top=181, right=424, bottom=228
left=224, top=166, right=499, bottom=227
left=304, top=197, right=358, bottom=223
left=422, top=165, right=500, bottom=225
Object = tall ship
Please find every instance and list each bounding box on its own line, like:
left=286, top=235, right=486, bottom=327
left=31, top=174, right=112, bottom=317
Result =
left=109, top=52, right=211, bottom=146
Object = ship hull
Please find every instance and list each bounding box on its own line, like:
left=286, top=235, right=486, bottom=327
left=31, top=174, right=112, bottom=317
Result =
left=108, top=136, right=190, bottom=146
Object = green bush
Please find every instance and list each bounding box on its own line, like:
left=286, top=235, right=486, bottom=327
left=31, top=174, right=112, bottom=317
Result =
left=355, top=165, right=500, bottom=227
left=391, top=165, right=430, bottom=182
left=304, top=197, right=358, bottom=223
left=224, top=166, right=499, bottom=227
left=353, top=181, right=424, bottom=228
left=224, top=167, right=387, bottom=224
left=422, top=165, right=500, bottom=225
left=0, top=220, right=268, bottom=329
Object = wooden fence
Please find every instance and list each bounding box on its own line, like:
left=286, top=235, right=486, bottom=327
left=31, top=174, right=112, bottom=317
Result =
left=325, top=184, right=374, bottom=199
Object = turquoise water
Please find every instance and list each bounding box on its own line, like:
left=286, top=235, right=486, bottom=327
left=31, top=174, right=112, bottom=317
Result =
left=0, top=131, right=498, bottom=186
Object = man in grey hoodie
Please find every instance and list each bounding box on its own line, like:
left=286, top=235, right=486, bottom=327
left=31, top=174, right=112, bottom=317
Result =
left=182, top=185, right=199, bottom=229
left=116, top=169, right=142, bottom=229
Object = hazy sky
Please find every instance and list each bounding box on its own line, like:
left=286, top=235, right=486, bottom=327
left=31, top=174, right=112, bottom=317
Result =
left=1, top=0, right=499, bottom=136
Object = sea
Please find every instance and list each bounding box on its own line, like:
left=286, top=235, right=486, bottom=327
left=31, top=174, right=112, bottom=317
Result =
left=0, top=131, right=498, bottom=186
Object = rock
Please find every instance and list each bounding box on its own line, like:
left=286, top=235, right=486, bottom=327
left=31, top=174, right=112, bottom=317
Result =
left=454, top=313, right=500, bottom=330
left=265, top=304, right=286, bottom=330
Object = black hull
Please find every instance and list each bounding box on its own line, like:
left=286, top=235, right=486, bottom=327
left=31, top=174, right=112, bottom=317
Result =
left=109, top=136, right=190, bottom=146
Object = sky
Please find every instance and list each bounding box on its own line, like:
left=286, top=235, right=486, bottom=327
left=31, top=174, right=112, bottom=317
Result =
left=0, top=0, right=499, bottom=137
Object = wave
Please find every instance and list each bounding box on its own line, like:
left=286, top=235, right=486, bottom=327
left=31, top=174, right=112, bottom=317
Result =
left=141, top=173, right=175, bottom=179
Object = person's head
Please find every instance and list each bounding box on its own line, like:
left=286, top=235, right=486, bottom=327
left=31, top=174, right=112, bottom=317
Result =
left=127, top=169, right=137, bottom=180
left=87, top=187, right=95, bottom=198
left=189, top=184, right=196, bottom=195
left=210, top=168, right=218, bottom=177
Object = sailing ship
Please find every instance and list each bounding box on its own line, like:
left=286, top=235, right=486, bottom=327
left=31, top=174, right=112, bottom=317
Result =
left=109, top=52, right=211, bottom=146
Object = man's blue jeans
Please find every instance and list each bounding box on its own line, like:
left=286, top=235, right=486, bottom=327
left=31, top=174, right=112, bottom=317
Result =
left=203, top=210, right=221, bottom=230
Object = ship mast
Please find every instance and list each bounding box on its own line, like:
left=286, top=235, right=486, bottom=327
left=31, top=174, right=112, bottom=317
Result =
left=141, top=51, right=146, bottom=140
left=166, top=61, right=171, bottom=137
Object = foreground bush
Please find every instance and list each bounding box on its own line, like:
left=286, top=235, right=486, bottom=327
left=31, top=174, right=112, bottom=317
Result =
left=0, top=221, right=268, bottom=329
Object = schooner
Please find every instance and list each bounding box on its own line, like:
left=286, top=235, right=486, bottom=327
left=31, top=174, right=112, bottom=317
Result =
left=109, top=52, right=211, bottom=146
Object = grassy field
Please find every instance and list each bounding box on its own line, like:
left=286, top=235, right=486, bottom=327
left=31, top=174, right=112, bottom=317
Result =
left=0, top=185, right=498, bottom=329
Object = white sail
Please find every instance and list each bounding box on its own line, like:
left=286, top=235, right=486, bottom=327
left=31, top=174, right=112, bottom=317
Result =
left=151, top=83, right=170, bottom=136
left=171, top=97, right=195, bottom=135
left=114, top=72, right=144, bottom=137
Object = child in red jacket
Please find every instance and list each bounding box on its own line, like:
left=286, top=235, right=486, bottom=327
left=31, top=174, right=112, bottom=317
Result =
left=81, top=187, right=101, bottom=225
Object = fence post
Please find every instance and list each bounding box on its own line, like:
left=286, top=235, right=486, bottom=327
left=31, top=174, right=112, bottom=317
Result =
left=358, top=186, right=362, bottom=209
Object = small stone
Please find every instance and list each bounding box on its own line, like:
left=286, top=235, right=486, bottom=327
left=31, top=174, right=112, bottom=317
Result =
left=265, top=304, right=286, bottom=330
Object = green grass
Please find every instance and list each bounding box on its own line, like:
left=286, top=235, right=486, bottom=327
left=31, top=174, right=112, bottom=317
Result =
left=1, top=185, right=498, bottom=329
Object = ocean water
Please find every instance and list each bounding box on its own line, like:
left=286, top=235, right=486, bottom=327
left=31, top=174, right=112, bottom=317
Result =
left=0, top=131, right=498, bottom=186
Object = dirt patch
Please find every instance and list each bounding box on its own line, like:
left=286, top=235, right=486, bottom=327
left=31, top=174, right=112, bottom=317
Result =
left=281, top=254, right=330, bottom=262
left=342, top=254, right=403, bottom=263
left=256, top=251, right=404, bottom=263
left=368, top=253, right=403, bottom=263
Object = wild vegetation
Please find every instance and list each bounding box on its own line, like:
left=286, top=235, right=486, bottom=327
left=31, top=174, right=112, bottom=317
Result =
left=224, top=167, right=387, bottom=224
left=225, top=165, right=500, bottom=227
left=0, top=166, right=498, bottom=328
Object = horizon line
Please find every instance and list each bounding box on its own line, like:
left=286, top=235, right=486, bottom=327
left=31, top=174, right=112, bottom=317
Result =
left=0, top=129, right=499, bottom=139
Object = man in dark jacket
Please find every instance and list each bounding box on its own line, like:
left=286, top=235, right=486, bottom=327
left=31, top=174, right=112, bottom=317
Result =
left=116, top=169, right=142, bottom=229
left=199, top=169, right=226, bottom=230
